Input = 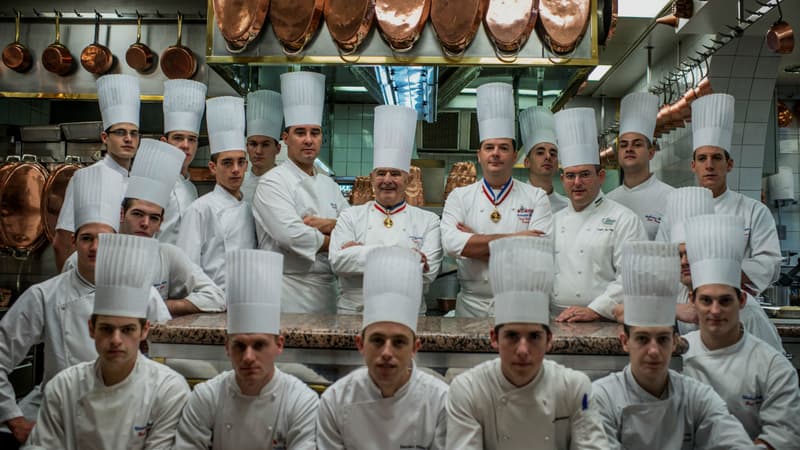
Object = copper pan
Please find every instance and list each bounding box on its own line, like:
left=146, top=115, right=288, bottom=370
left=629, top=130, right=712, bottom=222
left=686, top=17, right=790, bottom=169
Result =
left=696, top=77, right=712, bottom=97
left=41, top=157, right=81, bottom=243
left=767, top=20, right=794, bottom=54
left=213, top=0, right=269, bottom=53
left=41, top=14, right=74, bottom=76
left=375, top=0, right=430, bottom=52
left=430, top=0, right=487, bottom=57
left=350, top=175, right=374, bottom=205
left=270, top=0, right=324, bottom=55
left=598, top=0, right=617, bottom=45
left=161, top=14, right=197, bottom=79
left=2, top=12, right=32, bottom=73
left=535, top=0, right=591, bottom=55
left=125, top=14, right=156, bottom=73
left=483, top=0, right=538, bottom=59
left=325, top=0, right=375, bottom=55
left=0, top=155, right=48, bottom=255
left=80, top=15, right=114, bottom=75
left=669, top=103, right=684, bottom=129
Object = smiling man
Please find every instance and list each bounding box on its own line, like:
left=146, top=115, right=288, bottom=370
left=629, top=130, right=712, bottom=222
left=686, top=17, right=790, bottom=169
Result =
left=317, top=247, right=448, bottom=449
left=330, top=105, right=441, bottom=314
left=441, top=83, right=553, bottom=317
left=241, top=90, right=283, bottom=204
left=518, top=106, right=569, bottom=212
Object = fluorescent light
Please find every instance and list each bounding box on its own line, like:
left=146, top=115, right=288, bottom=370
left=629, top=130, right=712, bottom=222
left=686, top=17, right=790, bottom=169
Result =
left=460, top=88, right=560, bottom=97
left=333, top=86, right=368, bottom=93
left=618, top=0, right=670, bottom=18
left=588, top=65, right=612, bottom=81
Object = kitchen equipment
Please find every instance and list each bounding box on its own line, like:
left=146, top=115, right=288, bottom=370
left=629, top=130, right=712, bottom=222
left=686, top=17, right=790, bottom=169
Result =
left=350, top=176, right=374, bottom=205
left=325, top=0, right=375, bottom=55
left=40, top=157, right=81, bottom=243
left=443, top=161, right=476, bottom=200
left=405, top=165, right=425, bottom=206
left=80, top=14, right=114, bottom=75
left=125, top=14, right=156, bottom=73
left=41, top=13, right=74, bottom=76
left=536, top=0, right=591, bottom=55
left=213, top=0, right=270, bottom=53
left=2, top=11, right=32, bottom=73
left=269, top=0, right=324, bottom=55
left=0, top=155, right=48, bottom=255
left=20, top=125, right=65, bottom=164
left=766, top=285, right=791, bottom=307
left=161, top=14, right=198, bottom=79
left=483, top=0, right=537, bottom=59
left=375, top=0, right=430, bottom=52
left=766, top=0, right=794, bottom=55
left=597, top=0, right=617, bottom=46
left=430, top=0, right=486, bottom=57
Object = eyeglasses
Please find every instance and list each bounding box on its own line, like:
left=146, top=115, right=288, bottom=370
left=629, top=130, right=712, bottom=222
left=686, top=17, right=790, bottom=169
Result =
left=563, top=170, right=595, bottom=181
left=107, top=129, right=140, bottom=138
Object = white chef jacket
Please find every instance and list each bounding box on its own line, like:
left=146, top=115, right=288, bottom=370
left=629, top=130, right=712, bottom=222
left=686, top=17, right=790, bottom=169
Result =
left=176, top=184, right=256, bottom=291
left=548, top=190, right=569, bottom=213
left=241, top=169, right=264, bottom=205
left=329, top=201, right=442, bottom=314
left=592, top=365, right=755, bottom=449
left=317, top=365, right=448, bottom=450
left=55, top=156, right=129, bottom=233
left=253, top=159, right=349, bottom=313
left=446, top=358, right=608, bottom=450
left=441, top=179, right=553, bottom=317
left=174, top=368, right=318, bottom=450
left=553, top=192, right=647, bottom=319
left=606, top=174, right=674, bottom=240
left=682, top=330, right=800, bottom=449
left=0, top=269, right=170, bottom=425
left=158, top=174, right=198, bottom=245
left=25, top=353, right=189, bottom=450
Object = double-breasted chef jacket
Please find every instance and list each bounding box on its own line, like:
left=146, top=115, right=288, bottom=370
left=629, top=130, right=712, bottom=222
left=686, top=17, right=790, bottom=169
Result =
left=553, top=192, right=648, bottom=319
left=173, top=368, right=318, bottom=450
left=329, top=201, right=442, bottom=314
left=606, top=174, right=675, bottom=240
left=592, top=365, right=755, bottom=449
left=25, top=353, right=189, bottom=450
left=441, top=179, right=553, bottom=317
left=177, top=184, right=257, bottom=291
left=253, top=158, right=349, bottom=313
left=55, top=157, right=129, bottom=233
left=158, top=174, right=198, bottom=245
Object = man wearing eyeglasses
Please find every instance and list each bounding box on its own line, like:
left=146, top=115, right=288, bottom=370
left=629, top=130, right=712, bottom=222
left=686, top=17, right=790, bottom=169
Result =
left=552, top=108, right=646, bottom=323
left=53, top=74, right=142, bottom=271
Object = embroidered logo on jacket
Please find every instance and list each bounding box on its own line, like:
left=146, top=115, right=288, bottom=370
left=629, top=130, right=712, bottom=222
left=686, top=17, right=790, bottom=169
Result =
left=742, top=393, right=764, bottom=407
left=644, top=214, right=661, bottom=224
left=516, top=206, right=534, bottom=224
left=133, top=421, right=153, bottom=437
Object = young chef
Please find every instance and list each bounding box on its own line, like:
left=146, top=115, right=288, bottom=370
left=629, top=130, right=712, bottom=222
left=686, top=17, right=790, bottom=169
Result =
left=329, top=105, right=442, bottom=314
left=173, top=250, right=318, bottom=449
left=552, top=108, right=647, bottom=323
left=446, top=235, right=607, bottom=449
left=518, top=106, right=569, bottom=212
left=253, top=72, right=349, bottom=313
left=26, top=234, right=189, bottom=450
left=441, top=82, right=553, bottom=318
left=606, top=92, right=674, bottom=240
left=177, top=96, right=256, bottom=291
left=592, top=241, right=755, bottom=449
left=241, top=89, right=283, bottom=204
left=683, top=214, right=800, bottom=449
left=690, top=93, right=781, bottom=295
left=158, top=79, right=206, bottom=245
left=317, top=247, right=448, bottom=449
left=53, top=74, right=141, bottom=270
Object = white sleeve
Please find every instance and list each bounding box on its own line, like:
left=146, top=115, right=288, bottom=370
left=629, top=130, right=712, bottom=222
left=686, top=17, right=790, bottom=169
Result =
left=174, top=205, right=204, bottom=267
left=161, top=244, right=226, bottom=312
left=692, top=382, right=757, bottom=450
left=440, top=189, right=472, bottom=258
left=285, top=382, right=319, bottom=450
left=741, top=203, right=782, bottom=292
left=567, top=374, right=610, bottom=450
left=315, top=390, right=346, bottom=450
left=172, top=381, right=216, bottom=450
left=146, top=287, right=172, bottom=324
left=142, top=374, right=190, bottom=450
left=24, top=375, right=67, bottom=450
left=328, top=209, right=375, bottom=276
left=421, top=213, right=443, bottom=287
left=54, top=180, right=75, bottom=233
left=445, top=375, right=483, bottom=450
left=588, top=383, right=622, bottom=450
left=527, top=190, right=554, bottom=236
left=756, top=354, right=800, bottom=449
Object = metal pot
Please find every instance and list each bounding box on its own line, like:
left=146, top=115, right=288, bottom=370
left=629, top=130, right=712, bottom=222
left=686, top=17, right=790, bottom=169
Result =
left=767, top=20, right=794, bottom=55
left=0, top=155, right=48, bottom=255
left=40, top=157, right=81, bottom=243
left=41, top=14, right=74, bottom=76
left=2, top=11, right=32, bottom=73
left=80, top=15, right=114, bottom=75
left=160, top=14, right=197, bottom=79
left=767, top=285, right=792, bottom=307
left=125, top=14, right=155, bottom=73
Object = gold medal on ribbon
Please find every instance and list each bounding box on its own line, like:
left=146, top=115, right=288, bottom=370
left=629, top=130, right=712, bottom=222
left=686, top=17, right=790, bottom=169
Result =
left=384, top=217, right=394, bottom=228
left=490, top=210, right=501, bottom=223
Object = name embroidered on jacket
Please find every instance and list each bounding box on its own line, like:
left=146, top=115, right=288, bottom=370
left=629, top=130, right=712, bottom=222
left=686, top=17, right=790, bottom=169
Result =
left=644, top=214, right=661, bottom=224
left=742, top=393, right=764, bottom=407
left=133, top=421, right=154, bottom=437
left=516, top=206, right=534, bottom=224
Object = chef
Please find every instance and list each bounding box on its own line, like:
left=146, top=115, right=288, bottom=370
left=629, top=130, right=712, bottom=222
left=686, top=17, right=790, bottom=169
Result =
left=329, top=105, right=442, bottom=314
left=592, top=241, right=754, bottom=449
left=441, top=82, right=553, bottom=318
left=253, top=72, right=349, bottom=313
left=158, top=79, right=206, bottom=245
left=177, top=96, right=256, bottom=291
left=173, top=250, right=318, bottom=450
left=552, top=107, right=647, bottom=323
left=317, top=247, right=448, bottom=449
left=518, top=106, right=569, bottom=212
left=26, top=234, right=190, bottom=450
left=606, top=92, right=674, bottom=240
left=242, top=89, right=283, bottom=203
left=53, top=74, right=141, bottom=270
left=446, top=236, right=607, bottom=449
left=682, top=214, right=800, bottom=449
left=690, top=93, right=781, bottom=295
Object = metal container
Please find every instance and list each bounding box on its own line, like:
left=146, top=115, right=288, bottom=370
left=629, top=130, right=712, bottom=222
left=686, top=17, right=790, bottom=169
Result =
left=21, top=125, right=62, bottom=142
left=61, top=122, right=103, bottom=142
left=766, top=285, right=791, bottom=307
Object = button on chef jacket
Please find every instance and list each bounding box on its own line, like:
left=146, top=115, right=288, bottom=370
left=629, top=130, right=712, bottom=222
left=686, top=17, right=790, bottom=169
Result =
left=252, top=158, right=349, bottom=313
left=55, top=156, right=129, bottom=233
left=682, top=330, right=800, bottom=449
left=441, top=179, right=553, bottom=317
left=553, top=192, right=647, bottom=319
left=177, top=184, right=257, bottom=291
left=592, top=364, right=755, bottom=449
left=158, top=174, right=198, bottom=245
left=26, top=353, right=189, bottom=450
left=606, top=174, right=674, bottom=240
left=173, top=367, right=318, bottom=450
left=329, top=200, right=442, bottom=314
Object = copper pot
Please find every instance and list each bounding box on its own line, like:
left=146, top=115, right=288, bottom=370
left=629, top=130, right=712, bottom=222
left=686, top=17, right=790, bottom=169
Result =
left=2, top=12, right=32, bottom=73
left=41, top=14, right=74, bottom=76
left=767, top=20, right=794, bottom=54
left=696, top=77, right=712, bottom=97
left=80, top=16, right=114, bottom=75
left=0, top=155, right=48, bottom=255
left=160, top=14, right=197, bottom=79
left=125, top=15, right=155, bottom=73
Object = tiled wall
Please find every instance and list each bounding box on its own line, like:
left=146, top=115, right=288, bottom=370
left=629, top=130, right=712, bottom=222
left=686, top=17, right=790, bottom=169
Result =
left=330, top=104, right=374, bottom=177
left=775, top=127, right=800, bottom=256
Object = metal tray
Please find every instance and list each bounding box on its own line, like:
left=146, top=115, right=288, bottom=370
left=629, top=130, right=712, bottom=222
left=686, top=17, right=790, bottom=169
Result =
left=60, top=122, right=104, bottom=142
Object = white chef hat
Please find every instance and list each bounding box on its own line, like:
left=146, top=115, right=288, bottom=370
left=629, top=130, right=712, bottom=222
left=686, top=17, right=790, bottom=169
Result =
left=622, top=241, right=680, bottom=327
left=246, top=90, right=283, bottom=140
left=684, top=214, right=746, bottom=289
left=372, top=105, right=417, bottom=172
left=281, top=72, right=326, bottom=128
left=226, top=249, right=284, bottom=335
left=207, top=96, right=246, bottom=155
left=619, top=92, right=659, bottom=143
left=97, top=74, right=140, bottom=130
left=94, top=234, right=158, bottom=319
left=477, top=82, right=516, bottom=143
left=489, top=236, right=553, bottom=326
left=554, top=108, right=599, bottom=168
left=363, top=247, right=423, bottom=333
left=517, top=106, right=557, bottom=165
left=692, top=93, right=735, bottom=152
left=663, top=187, right=714, bottom=243
left=163, top=79, right=207, bottom=135
left=125, top=139, right=185, bottom=208
left=73, top=165, right=125, bottom=232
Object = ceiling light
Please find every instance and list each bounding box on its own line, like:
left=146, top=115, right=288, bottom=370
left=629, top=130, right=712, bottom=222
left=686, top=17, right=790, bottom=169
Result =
left=460, top=88, right=560, bottom=97
left=588, top=65, right=612, bottom=81
left=784, top=65, right=800, bottom=74
left=333, top=86, right=368, bottom=93
left=618, top=0, right=671, bottom=18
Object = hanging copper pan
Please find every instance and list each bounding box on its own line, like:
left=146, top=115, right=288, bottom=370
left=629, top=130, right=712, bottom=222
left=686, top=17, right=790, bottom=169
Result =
left=125, top=14, right=156, bottom=73
left=161, top=14, right=197, bottom=79
left=0, top=155, right=48, bottom=255
left=536, top=0, right=591, bottom=55
left=270, top=0, right=324, bottom=55
left=767, top=21, right=794, bottom=54
left=41, top=14, right=74, bottom=76
left=80, top=15, right=114, bottom=75
left=483, top=0, right=538, bottom=58
left=374, top=0, right=430, bottom=52
left=2, top=11, right=32, bottom=73
left=598, top=0, right=617, bottom=45
left=213, top=0, right=270, bottom=53
left=41, top=157, right=81, bottom=243
left=430, top=0, right=487, bottom=57
left=325, top=0, right=375, bottom=55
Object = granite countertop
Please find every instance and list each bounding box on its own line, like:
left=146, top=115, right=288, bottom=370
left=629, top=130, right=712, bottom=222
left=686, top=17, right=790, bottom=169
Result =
left=150, top=313, right=690, bottom=356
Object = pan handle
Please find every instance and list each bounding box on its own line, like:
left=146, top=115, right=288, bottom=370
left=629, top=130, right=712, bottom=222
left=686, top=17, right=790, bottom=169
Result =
left=176, top=13, right=184, bottom=46
left=136, top=13, right=143, bottom=44
left=14, top=10, right=21, bottom=43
